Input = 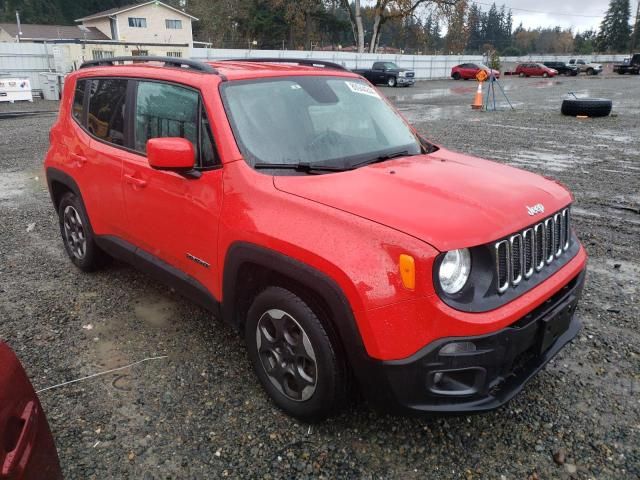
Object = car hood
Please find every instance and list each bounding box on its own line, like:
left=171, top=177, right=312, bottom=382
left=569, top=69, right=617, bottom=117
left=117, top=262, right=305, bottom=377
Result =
left=273, top=148, right=572, bottom=251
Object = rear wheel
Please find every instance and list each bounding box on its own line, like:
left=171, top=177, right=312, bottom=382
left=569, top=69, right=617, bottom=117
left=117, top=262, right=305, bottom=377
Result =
left=58, top=192, right=109, bottom=271
left=245, top=287, right=348, bottom=421
left=387, top=76, right=397, bottom=87
left=452, top=72, right=461, bottom=80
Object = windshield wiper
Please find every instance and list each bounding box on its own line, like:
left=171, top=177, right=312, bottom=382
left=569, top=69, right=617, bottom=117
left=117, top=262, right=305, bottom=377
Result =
left=350, top=150, right=413, bottom=169
left=254, top=162, right=349, bottom=173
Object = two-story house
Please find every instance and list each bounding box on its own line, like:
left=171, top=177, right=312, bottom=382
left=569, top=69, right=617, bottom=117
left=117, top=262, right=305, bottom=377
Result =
left=76, top=1, right=197, bottom=50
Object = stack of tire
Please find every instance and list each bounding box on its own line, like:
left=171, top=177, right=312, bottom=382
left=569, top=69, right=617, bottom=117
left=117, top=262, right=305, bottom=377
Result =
left=561, top=98, right=612, bottom=117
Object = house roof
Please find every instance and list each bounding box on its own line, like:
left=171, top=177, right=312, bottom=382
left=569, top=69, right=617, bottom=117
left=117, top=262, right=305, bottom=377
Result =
left=0, top=23, right=110, bottom=41
left=75, top=1, right=198, bottom=22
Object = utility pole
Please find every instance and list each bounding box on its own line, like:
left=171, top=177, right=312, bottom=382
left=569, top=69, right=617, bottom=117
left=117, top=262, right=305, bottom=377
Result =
left=15, top=11, right=22, bottom=43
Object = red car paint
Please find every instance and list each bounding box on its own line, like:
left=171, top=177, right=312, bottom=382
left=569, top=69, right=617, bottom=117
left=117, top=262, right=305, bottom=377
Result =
left=45, top=62, right=586, bottom=365
left=515, top=63, right=558, bottom=78
left=0, top=343, right=62, bottom=479
left=451, top=63, right=501, bottom=80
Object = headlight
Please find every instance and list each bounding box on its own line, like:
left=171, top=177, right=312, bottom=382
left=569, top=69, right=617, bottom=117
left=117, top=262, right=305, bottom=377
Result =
left=398, top=71, right=406, bottom=77
left=438, top=249, right=471, bottom=294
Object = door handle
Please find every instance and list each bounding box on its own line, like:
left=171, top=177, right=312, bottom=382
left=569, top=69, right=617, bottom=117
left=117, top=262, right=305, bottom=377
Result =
left=1, top=401, right=38, bottom=477
left=124, top=174, right=147, bottom=188
left=69, top=152, right=87, bottom=166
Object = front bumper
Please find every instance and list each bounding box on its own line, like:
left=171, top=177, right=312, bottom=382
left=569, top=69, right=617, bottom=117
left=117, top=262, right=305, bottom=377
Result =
left=361, top=268, right=585, bottom=414
left=398, top=77, right=415, bottom=86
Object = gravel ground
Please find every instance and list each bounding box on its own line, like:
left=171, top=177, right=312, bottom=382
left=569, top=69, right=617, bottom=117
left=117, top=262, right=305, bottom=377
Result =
left=0, top=75, right=638, bottom=479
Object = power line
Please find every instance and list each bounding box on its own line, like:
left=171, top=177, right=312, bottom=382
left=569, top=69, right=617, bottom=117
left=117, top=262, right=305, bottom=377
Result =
left=471, top=1, right=605, bottom=19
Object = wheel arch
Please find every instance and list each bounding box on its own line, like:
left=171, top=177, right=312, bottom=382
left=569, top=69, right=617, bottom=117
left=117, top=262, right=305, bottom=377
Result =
left=221, top=242, right=369, bottom=370
left=46, top=167, right=85, bottom=212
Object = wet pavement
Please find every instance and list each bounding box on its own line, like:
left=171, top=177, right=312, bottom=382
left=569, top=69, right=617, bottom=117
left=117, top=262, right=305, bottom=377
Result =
left=1, top=75, right=639, bottom=479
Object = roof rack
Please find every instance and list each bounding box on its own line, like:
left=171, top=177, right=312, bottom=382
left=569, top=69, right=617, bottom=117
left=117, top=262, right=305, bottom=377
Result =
left=220, top=57, right=349, bottom=72
left=79, top=56, right=219, bottom=74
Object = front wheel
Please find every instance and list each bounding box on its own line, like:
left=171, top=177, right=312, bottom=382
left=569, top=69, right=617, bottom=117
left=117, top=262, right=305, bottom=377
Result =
left=586, top=68, right=594, bottom=75
left=387, top=76, right=397, bottom=87
left=543, top=72, right=549, bottom=78
left=245, top=287, right=349, bottom=421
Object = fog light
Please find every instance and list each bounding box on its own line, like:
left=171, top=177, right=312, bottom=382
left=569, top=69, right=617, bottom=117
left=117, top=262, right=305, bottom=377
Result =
left=440, top=341, right=477, bottom=355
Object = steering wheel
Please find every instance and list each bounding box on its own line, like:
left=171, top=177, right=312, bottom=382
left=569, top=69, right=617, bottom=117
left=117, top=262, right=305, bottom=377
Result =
left=307, top=130, right=343, bottom=152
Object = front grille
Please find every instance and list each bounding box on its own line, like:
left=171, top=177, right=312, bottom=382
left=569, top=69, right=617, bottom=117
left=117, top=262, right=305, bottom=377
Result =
left=406, top=72, right=415, bottom=78
left=495, top=208, right=571, bottom=294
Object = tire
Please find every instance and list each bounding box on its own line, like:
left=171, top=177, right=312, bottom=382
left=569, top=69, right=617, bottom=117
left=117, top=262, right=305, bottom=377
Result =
left=561, top=98, right=612, bottom=118
left=245, top=286, right=348, bottom=422
left=452, top=72, right=461, bottom=80
left=58, top=192, right=109, bottom=271
left=519, top=72, right=525, bottom=77
left=387, top=76, right=397, bottom=87
left=543, top=72, right=549, bottom=78
left=586, top=68, right=595, bottom=76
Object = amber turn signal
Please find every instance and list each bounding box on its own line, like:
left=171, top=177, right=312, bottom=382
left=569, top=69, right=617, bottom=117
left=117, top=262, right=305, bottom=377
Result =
left=399, top=254, right=416, bottom=290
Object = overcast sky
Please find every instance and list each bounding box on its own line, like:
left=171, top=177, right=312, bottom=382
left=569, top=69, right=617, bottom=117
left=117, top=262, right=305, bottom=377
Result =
left=478, top=0, right=609, bottom=32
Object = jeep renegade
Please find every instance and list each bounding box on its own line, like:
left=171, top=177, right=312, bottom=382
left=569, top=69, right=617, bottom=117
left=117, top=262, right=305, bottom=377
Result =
left=45, top=57, right=587, bottom=421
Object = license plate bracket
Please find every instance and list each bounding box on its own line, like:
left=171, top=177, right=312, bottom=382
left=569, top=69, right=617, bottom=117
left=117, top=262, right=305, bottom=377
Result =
left=539, top=296, right=575, bottom=354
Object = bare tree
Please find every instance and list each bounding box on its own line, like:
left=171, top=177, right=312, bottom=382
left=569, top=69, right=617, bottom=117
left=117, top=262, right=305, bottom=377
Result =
left=368, top=0, right=458, bottom=53
left=340, top=0, right=366, bottom=52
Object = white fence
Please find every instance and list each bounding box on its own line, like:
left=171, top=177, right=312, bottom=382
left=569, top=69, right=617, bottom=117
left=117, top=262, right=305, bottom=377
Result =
left=0, top=43, right=56, bottom=94
left=0, top=42, right=634, bottom=95
left=191, top=48, right=484, bottom=80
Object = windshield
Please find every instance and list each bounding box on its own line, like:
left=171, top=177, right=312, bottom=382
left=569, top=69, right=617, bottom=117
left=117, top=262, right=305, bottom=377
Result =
left=221, top=76, right=421, bottom=169
left=383, top=62, right=399, bottom=69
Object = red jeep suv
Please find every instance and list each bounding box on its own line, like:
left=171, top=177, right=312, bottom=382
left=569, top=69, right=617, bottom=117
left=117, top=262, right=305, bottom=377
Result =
left=45, top=57, right=587, bottom=421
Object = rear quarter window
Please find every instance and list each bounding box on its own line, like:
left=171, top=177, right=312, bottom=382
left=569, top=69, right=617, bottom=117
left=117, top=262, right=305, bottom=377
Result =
left=72, top=79, right=86, bottom=123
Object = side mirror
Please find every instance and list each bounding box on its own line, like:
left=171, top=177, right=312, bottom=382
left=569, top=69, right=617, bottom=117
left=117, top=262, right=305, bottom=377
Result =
left=147, top=137, right=200, bottom=178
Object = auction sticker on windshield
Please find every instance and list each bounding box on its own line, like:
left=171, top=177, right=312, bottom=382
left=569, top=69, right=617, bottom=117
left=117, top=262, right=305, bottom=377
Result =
left=346, top=81, right=381, bottom=99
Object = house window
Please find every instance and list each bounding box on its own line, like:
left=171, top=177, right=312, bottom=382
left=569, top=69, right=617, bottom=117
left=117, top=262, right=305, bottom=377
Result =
left=165, top=19, right=182, bottom=29
left=166, top=51, right=182, bottom=57
left=92, top=50, right=114, bottom=60
left=131, top=50, right=149, bottom=56
left=128, top=17, right=147, bottom=28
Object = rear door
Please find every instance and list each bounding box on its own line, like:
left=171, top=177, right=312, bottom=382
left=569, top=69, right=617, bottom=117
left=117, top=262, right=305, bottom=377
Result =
left=0, top=342, right=62, bottom=479
left=121, top=79, right=224, bottom=295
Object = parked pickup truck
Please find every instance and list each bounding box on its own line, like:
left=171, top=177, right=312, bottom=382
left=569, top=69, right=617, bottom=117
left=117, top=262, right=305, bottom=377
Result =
left=353, top=62, right=415, bottom=87
left=613, top=54, right=640, bottom=75
left=568, top=59, right=603, bottom=75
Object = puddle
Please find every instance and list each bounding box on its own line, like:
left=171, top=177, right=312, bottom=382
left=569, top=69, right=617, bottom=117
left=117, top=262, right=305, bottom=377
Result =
left=507, top=150, right=585, bottom=172
left=0, top=168, right=46, bottom=206
left=134, top=297, right=176, bottom=328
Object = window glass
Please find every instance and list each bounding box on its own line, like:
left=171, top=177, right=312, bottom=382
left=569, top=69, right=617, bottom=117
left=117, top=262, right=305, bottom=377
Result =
left=167, top=51, right=182, bottom=58
left=72, top=79, right=85, bottom=123
left=92, top=50, right=114, bottom=60
left=200, top=107, right=218, bottom=168
left=165, top=19, right=182, bottom=29
left=128, top=17, right=147, bottom=28
left=87, top=78, right=127, bottom=146
left=135, top=81, right=198, bottom=156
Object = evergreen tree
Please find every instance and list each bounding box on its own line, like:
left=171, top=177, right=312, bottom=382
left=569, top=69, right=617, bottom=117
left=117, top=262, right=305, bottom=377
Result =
left=596, top=0, right=632, bottom=52
left=466, top=3, right=482, bottom=52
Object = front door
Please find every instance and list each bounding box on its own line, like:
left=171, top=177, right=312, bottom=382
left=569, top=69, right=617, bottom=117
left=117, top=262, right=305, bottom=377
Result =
left=121, top=80, right=223, bottom=295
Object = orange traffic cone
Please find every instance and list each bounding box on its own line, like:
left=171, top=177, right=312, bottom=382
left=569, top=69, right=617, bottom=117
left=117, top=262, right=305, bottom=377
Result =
left=471, top=82, right=484, bottom=110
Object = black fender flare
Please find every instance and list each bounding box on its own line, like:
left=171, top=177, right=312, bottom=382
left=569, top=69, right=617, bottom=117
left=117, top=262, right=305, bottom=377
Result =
left=46, top=167, right=85, bottom=212
left=221, top=242, right=377, bottom=379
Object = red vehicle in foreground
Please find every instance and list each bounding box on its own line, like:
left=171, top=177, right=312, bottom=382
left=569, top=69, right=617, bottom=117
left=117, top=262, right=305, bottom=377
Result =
left=0, top=342, right=62, bottom=479
left=515, top=63, right=558, bottom=78
left=45, top=57, right=587, bottom=421
left=451, top=63, right=500, bottom=80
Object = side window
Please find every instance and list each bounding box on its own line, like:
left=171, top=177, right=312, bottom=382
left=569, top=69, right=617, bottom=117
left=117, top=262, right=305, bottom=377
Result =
left=134, top=81, right=198, bottom=156
left=72, top=79, right=85, bottom=123
left=87, top=78, right=127, bottom=146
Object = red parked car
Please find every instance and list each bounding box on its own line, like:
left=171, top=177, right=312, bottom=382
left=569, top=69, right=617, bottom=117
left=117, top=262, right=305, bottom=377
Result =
left=45, top=56, right=587, bottom=421
left=451, top=63, right=500, bottom=80
left=0, top=342, right=62, bottom=479
left=515, top=63, right=558, bottom=78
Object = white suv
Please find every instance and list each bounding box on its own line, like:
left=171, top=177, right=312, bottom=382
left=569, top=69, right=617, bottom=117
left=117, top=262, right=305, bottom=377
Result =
left=569, top=59, right=603, bottom=75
